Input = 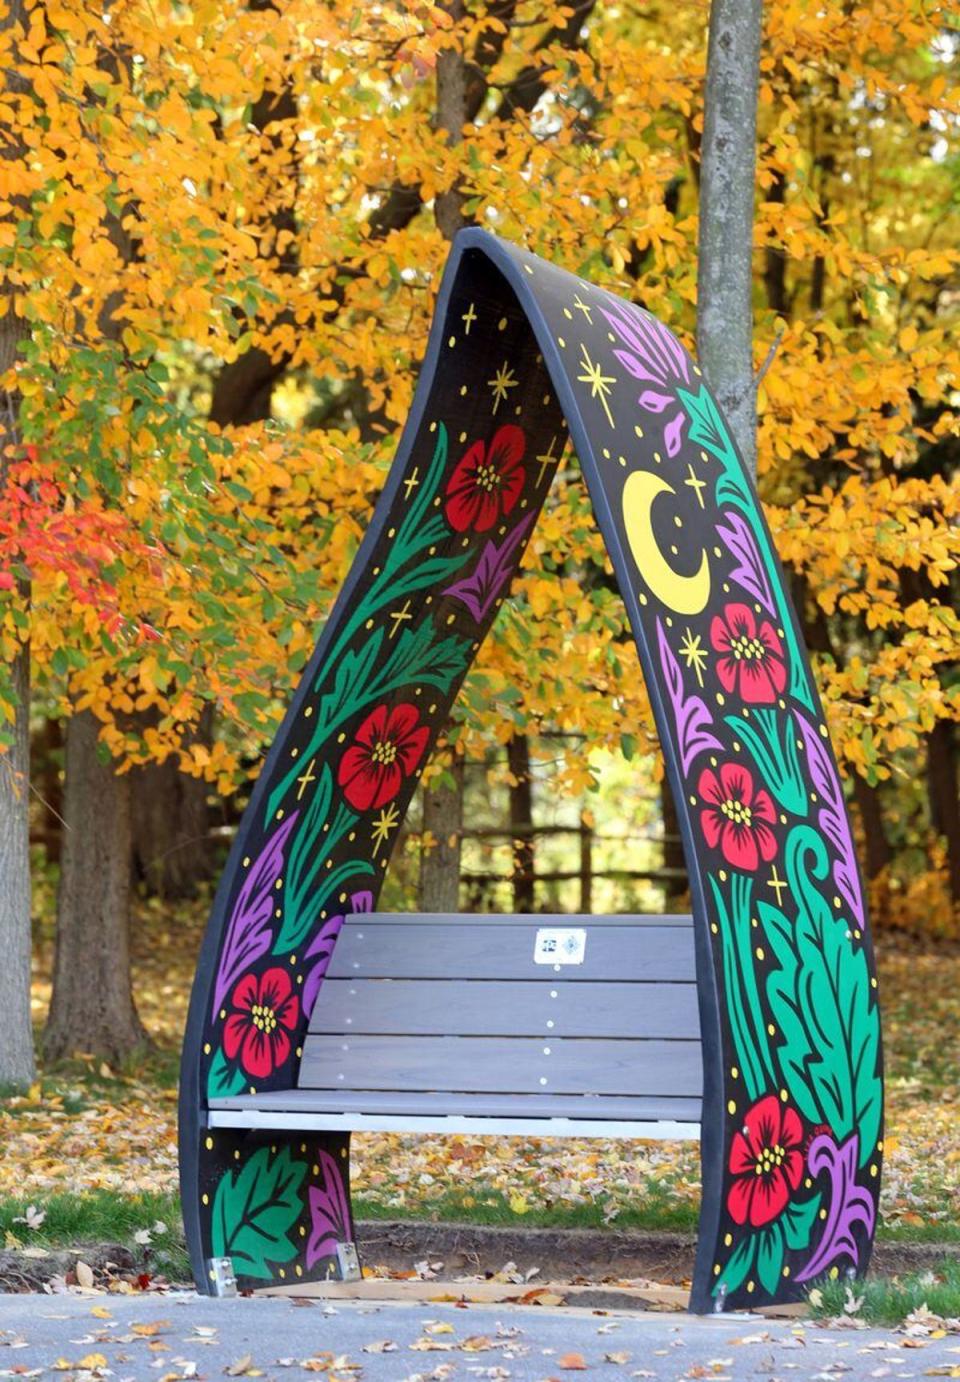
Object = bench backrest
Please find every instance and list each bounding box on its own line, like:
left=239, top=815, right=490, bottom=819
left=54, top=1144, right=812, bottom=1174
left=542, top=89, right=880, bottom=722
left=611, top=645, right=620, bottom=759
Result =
left=299, top=913, right=702, bottom=1102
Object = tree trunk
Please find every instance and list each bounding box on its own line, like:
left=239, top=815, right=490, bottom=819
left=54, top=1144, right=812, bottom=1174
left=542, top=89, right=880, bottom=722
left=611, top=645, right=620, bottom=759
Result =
left=928, top=718, right=960, bottom=908
left=131, top=707, right=214, bottom=898
left=0, top=652, right=35, bottom=1088
left=697, top=0, right=764, bottom=476
left=435, top=0, right=467, bottom=240
left=507, top=735, right=535, bottom=913
left=418, top=758, right=464, bottom=913
left=43, top=710, right=147, bottom=1063
left=0, top=0, right=36, bottom=1089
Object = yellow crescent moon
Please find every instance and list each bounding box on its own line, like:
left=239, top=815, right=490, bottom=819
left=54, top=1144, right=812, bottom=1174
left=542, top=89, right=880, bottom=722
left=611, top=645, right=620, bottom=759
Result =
left=622, top=470, right=711, bottom=616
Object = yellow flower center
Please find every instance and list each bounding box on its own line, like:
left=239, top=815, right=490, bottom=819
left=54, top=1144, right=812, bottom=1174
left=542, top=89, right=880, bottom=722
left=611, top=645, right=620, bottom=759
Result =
left=475, top=462, right=501, bottom=493
left=731, top=634, right=766, bottom=662
left=755, top=1142, right=786, bottom=1175
left=251, top=1002, right=277, bottom=1034
left=720, top=797, right=752, bottom=828
left=371, top=739, right=398, bottom=765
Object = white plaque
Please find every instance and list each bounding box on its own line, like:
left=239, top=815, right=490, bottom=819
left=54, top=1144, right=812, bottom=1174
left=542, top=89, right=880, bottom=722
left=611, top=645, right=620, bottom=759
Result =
left=534, top=927, right=587, bottom=966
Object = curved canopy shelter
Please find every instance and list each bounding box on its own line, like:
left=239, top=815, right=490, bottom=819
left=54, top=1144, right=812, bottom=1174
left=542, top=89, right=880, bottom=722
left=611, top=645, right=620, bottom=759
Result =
left=179, top=230, right=883, bottom=1312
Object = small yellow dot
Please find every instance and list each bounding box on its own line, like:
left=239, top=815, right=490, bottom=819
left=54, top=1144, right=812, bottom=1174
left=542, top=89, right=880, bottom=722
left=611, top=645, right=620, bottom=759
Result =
left=767, top=1023, right=775, bottom=1036
left=820, top=1208, right=827, bottom=1219
left=205, top=1137, right=213, bottom=1151
left=711, top=922, right=719, bottom=934
left=498, top=316, right=507, bottom=330
left=780, top=1088, right=789, bottom=1101
left=746, top=1280, right=755, bottom=1293
left=203, top=1043, right=211, bottom=1055
left=731, top=1066, right=739, bottom=1079
left=291, top=747, right=299, bottom=758
left=234, top=1150, right=241, bottom=1160
left=430, top=421, right=437, bottom=432
left=716, top=692, right=725, bottom=706
left=714, top=1264, right=721, bottom=1275
left=243, top=856, right=250, bottom=868
left=719, top=869, right=728, bottom=883
left=558, top=336, right=566, bottom=348
left=460, top=384, right=468, bottom=396
left=276, top=809, right=284, bottom=820
left=756, top=947, right=765, bottom=961
left=829, top=1266, right=839, bottom=1280
left=305, top=706, right=313, bottom=718
left=202, top=1193, right=209, bottom=1205
left=724, top=1233, right=732, bottom=1247
left=782, top=1265, right=790, bottom=1278
left=290, top=954, right=297, bottom=965
left=639, top=592, right=648, bottom=605
left=563, top=307, right=573, bottom=320
left=448, top=335, right=456, bottom=347
left=870, top=1163, right=878, bottom=1177
left=878, top=1141, right=884, bottom=1152
left=727, top=1099, right=736, bottom=1115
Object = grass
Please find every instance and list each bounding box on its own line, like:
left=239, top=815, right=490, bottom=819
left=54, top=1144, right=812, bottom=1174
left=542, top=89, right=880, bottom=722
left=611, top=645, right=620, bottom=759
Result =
left=0, top=1189, right=189, bottom=1282
left=810, top=1257, right=960, bottom=1327
left=354, top=1186, right=700, bottom=1233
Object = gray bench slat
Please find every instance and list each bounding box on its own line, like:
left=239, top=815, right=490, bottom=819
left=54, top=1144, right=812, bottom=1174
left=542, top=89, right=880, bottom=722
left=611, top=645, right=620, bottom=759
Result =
left=308, top=979, right=700, bottom=1040
left=298, top=1035, right=702, bottom=1097
left=209, top=1088, right=702, bottom=1124
left=327, top=915, right=695, bottom=982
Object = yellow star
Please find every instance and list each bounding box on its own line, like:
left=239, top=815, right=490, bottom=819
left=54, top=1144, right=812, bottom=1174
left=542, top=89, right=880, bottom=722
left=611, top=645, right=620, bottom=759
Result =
left=372, top=802, right=401, bottom=856
left=573, top=293, right=593, bottom=323
left=679, top=628, right=708, bottom=688
left=462, top=302, right=477, bottom=334
left=403, top=466, right=420, bottom=500
left=577, top=344, right=616, bottom=428
left=389, top=599, right=414, bottom=638
left=488, top=360, right=518, bottom=415
left=767, top=866, right=788, bottom=906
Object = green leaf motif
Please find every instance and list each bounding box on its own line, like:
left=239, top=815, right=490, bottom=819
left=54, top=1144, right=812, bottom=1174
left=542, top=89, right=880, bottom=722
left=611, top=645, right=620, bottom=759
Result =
left=206, top=1045, right=246, bottom=1100
left=368, top=619, right=472, bottom=702
left=676, top=384, right=814, bottom=713
left=708, top=871, right=776, bottom=1101
left=211, top=1145, right=306, bottom=1281
left=274, top=768, right=373, bottom=954
left=713, top=1233, right=755, bottom=1298
left=723, top=709, right=807, bottom=818
left=782, top=1191, right=823, bottom=1251
left=756, top=1221, right=786, bottom=1296
left=760, top=824, right=882, bottom=1166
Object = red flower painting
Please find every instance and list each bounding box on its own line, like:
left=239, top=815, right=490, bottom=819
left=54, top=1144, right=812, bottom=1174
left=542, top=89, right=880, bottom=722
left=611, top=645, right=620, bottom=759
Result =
left=698, top=761, right=777, bottom=872
left=710, top=602, right=787, bottom=704
left=727, top=1094, right=805, bottom=1227
left=444, top=425, right=526, bottom=533
left=337, top=702, right=430, bottom=812
left=224, top=967, right=299, bottom=1080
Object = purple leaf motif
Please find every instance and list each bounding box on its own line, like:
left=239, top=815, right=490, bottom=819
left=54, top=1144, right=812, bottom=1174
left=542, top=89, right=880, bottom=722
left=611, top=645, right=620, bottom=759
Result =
left=212, top=812, right=300, bottom=1019
left=602, top=303, right=690, bottom=457
left=796, top=712, right=866, bottom=929
left=444, top=513, right=535, bottom=623
left=657, top=619, right=723, bottom=774
left=302, top=889, right=374, bottom=1020
left=795, top=1132, right=876, bottom=1281
left=306, top=1151, right=352, bottom=1268
left=716, top=511, right=777, bottom=617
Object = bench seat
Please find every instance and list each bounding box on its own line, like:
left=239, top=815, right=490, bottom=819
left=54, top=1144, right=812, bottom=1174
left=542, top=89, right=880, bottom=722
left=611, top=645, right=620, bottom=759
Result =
left=207, top=912, right=703, bottom=1140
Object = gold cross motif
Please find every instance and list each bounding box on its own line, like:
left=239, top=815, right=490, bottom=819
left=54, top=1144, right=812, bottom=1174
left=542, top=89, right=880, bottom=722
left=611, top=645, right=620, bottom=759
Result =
left=296, top=756, right=317, bottom=801
left=389, top=599, right=414, bottom=638
left=535, top=436, right=560, bottom=486
left=679, top=627, right=708, bottom=688
left=767, top=866, right=788, bottom=907
left=684, top=462, right=708, bottom=508
left=403, top=466, right=420, bottom=501
left=462, top=302, right=477, bottom=334
left=573, top=293, right=593, bottom=323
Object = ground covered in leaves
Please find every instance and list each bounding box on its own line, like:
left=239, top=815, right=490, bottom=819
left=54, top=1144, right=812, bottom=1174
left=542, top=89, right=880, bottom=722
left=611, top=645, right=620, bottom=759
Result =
left=3, top=906, right=958, bottom=1269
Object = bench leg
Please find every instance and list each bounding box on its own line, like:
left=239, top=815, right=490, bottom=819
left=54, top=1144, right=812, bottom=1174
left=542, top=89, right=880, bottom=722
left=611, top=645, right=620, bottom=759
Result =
left=183, top=1127, right=358, bottom=1294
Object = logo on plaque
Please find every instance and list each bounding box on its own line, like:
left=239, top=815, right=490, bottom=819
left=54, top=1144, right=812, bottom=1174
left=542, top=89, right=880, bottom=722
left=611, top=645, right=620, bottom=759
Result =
left=534, top=927, right=587, bottom=966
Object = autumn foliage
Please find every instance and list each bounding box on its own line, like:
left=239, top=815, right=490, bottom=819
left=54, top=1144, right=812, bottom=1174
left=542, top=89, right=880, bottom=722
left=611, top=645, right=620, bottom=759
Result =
left=0, top=0, right=957, bottom=929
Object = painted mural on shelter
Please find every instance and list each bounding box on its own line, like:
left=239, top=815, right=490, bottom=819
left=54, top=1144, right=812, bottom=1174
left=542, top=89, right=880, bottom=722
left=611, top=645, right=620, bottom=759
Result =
left=180, top=232, right=882, bottom=1309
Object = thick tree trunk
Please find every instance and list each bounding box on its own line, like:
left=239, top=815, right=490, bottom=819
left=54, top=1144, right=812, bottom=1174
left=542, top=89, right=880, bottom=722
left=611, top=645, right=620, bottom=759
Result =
left=0, top=652, right=35, bottom=1088
left=418, top=758, right=464, bottom=913
left=697, top=0, right=763, bottom=476
left=131, top=706, right=214, bottom=898
left=0, top=0, right=36, bottom=1088
left=928, top=719, right=960, bottom=908
left=43, top=710, right=147, bottom=1063
left=507, top=735, right=535, bottom=913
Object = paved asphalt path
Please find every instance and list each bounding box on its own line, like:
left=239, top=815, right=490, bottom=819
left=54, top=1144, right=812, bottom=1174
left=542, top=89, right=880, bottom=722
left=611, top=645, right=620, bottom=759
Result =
left=0, top=1291, right=954, bottom=1380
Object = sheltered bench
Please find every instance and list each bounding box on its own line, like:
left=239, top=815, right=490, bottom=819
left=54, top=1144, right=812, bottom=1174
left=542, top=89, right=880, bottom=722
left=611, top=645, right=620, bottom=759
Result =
left=207, top=912, right=702, bottom=1138
left=180, top=229, right=883, bottom=1312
